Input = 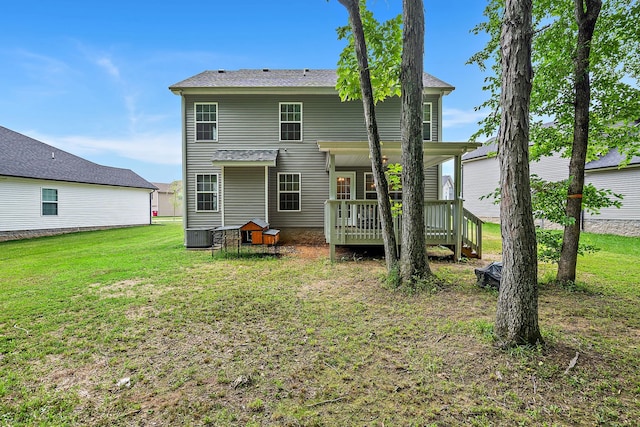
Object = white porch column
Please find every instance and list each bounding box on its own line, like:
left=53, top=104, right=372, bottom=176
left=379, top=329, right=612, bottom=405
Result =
left=328, top=154, right=336, bottom=200
left=328, top=153, right=336, bottom=261
left=220, top=166, right=225, bottom=227
left=264, top=166, right=269, bottom=223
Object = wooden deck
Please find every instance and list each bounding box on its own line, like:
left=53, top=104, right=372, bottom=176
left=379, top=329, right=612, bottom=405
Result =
left=324, top=200, right=482, bottom=261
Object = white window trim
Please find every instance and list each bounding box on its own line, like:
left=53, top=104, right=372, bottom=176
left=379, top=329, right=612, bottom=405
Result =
left=279, top=102, right=303, bottom=142
left=277, top=172, right=302, bottom=212
left=363, top=172, right=377, bottom=199
left=363, top=172, right=402, bottom=200
left=195, top=173, right=220, bottom=212
left=194, top=102, right=218, bottom=142
left=423, top=102, right=432, bottom=141
left=41, top=187, right=58, bottom=216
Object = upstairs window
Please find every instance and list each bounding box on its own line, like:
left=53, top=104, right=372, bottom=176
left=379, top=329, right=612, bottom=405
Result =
left=195, top=174, right=218, bottom=211
left=278, top=173, right=301, bottom=211
left=279, top=103, right=302, bottom=141
left=42, top=188, right=58, bottom=216
left=423, top=102, right=432, bottom=141
left=195, top=103, right=218, bottom=141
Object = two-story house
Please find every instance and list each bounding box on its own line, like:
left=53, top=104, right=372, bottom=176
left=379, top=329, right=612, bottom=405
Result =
left=169, top=69, right=482, bottom=259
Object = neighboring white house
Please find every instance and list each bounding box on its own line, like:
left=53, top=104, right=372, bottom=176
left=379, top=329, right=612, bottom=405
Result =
left=462, top=139, right=640, bottom=237
left=0, top=126, right=157, bottom=241
left=442, top=175, right=454, bottom=200
left=582, top=149, right=640, bottom=236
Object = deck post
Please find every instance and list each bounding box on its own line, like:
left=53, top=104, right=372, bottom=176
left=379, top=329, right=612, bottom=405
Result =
left=328, top=155, right=337, bottom=261
left=454, top=154, right=463, bottom=260
left=328, top=154, right=336, bottom=200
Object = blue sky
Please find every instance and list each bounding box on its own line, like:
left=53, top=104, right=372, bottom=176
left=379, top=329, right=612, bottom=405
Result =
left=1, top=0, right=490, bottom=183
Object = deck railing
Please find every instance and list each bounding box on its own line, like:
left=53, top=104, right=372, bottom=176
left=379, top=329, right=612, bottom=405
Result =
left=462, top=208, right=483, bottom=258
left=324, top=199, right=482, bottom=258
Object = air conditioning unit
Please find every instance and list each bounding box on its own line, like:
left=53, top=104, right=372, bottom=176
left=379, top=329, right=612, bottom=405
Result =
left=185, top=228, right=212, bottom=248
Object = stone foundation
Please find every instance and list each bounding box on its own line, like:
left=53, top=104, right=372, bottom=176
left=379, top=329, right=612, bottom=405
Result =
left=583, top=219, right=640, bottom=237
left=0, top=224, right=149, bottom=243
left=479, top=217, right=640, bottom=237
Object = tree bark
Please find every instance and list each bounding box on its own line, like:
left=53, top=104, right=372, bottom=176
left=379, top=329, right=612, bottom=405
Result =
left=399, top=0, right=431, bottom=283
left=338, top=0, right=399, bottom=271
left=495, top=0, right=543, bottom=347
left=556, top=0, right=602, bottom=283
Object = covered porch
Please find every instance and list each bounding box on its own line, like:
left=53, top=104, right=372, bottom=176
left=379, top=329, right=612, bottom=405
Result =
left=317, top=140, right=482, bottom=261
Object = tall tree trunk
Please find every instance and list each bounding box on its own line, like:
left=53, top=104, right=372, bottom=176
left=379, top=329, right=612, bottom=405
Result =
left=399, top=0, right=431, bottom=283
left=338, top=0, right=399, bottom=271
left=556, top=0, right=602, bottom=283
left=495, top=0, right=543, bottom=347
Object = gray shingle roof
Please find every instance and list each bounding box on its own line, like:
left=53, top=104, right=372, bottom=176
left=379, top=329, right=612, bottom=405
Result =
left=170, top=69, right=454, bottom=91
left=0, top=126, right=157, bottom=190
left=461, top=138, right=497, bottom=161
left=585, top=148, right=640, bottom=170
left=462, top=137, right=640, bottom=170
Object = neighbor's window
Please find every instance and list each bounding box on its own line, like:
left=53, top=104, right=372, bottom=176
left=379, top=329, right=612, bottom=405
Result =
left=278, top=173, right=301, bottom=211
left=423, top=102, right=432, bottom=141
left=42, top=188, right=58, bottom=216
left=195, top=174, right=218, bottom=211
left=279, top=103, right=302, bottom=141
left=364, top=173, right=402, bottom=201
left=195, top=103, right=218, bottom=141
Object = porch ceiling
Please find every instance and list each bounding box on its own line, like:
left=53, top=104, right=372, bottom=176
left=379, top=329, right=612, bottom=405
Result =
left=317, top=141, right=482, bottom=168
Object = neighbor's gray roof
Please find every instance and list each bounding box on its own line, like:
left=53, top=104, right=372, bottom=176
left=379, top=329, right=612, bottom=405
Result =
left=462, top=137, right=640, bottom=170
left=0, top=126, right=157, bottom=190
left=585, top=148, right=640, bottom=170
left=170, top=69, right=454, bottom=91
left=461, top=138, right=497, bottom=161
left=211, top=149, right=279, bottom=163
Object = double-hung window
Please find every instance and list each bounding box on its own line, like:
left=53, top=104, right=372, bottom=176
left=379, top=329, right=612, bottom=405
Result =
left=423, top=102, right=432, bottom=141
left=364, top=173, right=377, bottom=200
left=279, top=103, right=302, bottom=141
left=195, top=103, right=218, bottom=141
left=278, top=173, right=301, bottom=211
left=42, top=188, right=58, bottom=216
left=195, top=174, right=218, bottom=211
left=364, top=173, right=402, bottom=201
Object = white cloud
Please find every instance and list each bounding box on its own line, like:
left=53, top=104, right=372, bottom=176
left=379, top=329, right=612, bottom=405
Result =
left=28, top=130, right=182, bottom=166
left=442, top=108, right=488, bottom=128
left=95, top=56, right=120, bottom=78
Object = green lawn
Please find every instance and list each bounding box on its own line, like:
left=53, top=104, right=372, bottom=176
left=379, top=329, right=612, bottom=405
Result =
left=1, top=223, right=638, bottom=426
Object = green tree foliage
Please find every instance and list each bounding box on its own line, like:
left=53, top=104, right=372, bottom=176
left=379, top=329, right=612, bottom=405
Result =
left=471, top=0, right=639, bottom=282
left=336, top=2, right=402, bottom=103
left=386, top=163, right=403, bottom=216
left=483, top=174, right=622, bottom=263
left=169, top=180, right=183, bottom=217
left=336, top=0, right=399, bottom=272
left=470, top=0, right=640, bottom=161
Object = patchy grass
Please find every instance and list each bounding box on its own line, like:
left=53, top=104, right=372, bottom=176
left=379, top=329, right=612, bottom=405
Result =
left=1, top=223, right=639, bottom=426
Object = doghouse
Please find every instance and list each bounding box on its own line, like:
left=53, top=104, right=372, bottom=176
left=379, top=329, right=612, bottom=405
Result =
left=240, top=218, right=269, bottom=244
